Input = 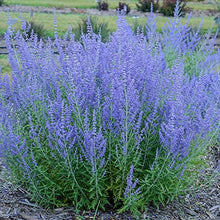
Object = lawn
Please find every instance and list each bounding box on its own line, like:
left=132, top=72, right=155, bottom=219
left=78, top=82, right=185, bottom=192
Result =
left=187, top=2, right=219, bottom=11
left=0, top=55, right=10, bottom=75
left=5, top=0, right=137, bottom=9
left=0, top=11, right=217, bottom=37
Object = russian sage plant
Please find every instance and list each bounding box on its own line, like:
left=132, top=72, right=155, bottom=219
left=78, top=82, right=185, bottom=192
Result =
left=0, top=10, right=219, bottom=215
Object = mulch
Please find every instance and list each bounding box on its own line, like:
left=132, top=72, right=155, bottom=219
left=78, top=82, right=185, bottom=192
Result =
left=0, top=145, right=219, bottom=219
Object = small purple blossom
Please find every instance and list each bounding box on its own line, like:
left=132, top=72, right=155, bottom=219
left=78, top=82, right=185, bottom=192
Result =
left=124, top=165, right=140, bottom=199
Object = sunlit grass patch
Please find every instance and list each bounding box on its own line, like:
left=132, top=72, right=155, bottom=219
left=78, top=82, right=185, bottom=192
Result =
left=187, top=2, right=218, bottom=11
left=0, top=11, right=217, bottom=38
left=0, top=55, right=11, bottom=76
left=5, top=0, right=138, bottom=9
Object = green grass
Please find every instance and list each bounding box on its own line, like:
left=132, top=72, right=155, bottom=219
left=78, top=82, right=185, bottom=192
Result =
left=0, top=12, right=88, bottom=38
left=0, top=11, right=217, bottom=37
left=5, top=0, right=217, bottom=11
left=5, top=0, right=137, bottom=9
left=187, top=2, right=218, bottom=11
left=0, top=55, right=11, bottom=75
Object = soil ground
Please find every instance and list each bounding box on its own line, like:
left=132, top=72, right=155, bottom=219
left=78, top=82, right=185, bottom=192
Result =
left=0, top=145, right=219, bottom=219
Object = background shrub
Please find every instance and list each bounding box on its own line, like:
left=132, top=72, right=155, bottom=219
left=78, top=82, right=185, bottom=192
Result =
left=213, top=0, right=220, bottom=34
left=160, top=0, right=187, bottom=17
left=117, top=2, right=131, bottom=15
left=0, top=0, right=4, bottom=6
left=0, top=10, right=219, bottom=216
left=22, top=21, right=45, bottom=39
left=132, top=20, right=146, bottom=36
left=97, top=1, right=109, bottom=11
left=136, top=0, right=159, bottom=12
left=72, top=16, right=111, bottom=42
left=213, top=0, right=220, bottom=11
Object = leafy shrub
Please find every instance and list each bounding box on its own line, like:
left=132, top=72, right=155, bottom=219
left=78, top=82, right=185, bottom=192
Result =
left=117, top=2, right=131, bottom=15
left=0, top=9, right=219, bottom=216
left=73, top=16, right=110, bottom=42
left=213, top=0, right=220, bottom=12
left=97, top=1, right=109, bottom=11
left=213, top=0, right=220, bottom=34
left=214, top=16, right=220, bottom=35
left=0, top=0, right=4, bottom=6
left=136, top=0, right=159, bottom=12
left=22, top=21, right=45, bottom=40
left=160, top=0, right=186, bottom=17
left=132, top=21, right=146, bottom=36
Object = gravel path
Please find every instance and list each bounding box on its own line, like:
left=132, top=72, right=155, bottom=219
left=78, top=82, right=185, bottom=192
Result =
left=0, top=4, right=218, bottom=17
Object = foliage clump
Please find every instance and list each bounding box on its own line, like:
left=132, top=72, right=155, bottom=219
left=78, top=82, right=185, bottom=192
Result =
left=136, top=0, right=159, bottom=12
left=213, top=0, right=220, bottom=34
left=22, top=21, right=45, bottom=40
left=72, top=16, right=110, bottom=43
left=160, top=0, right=187, bottom=16
left=97, top=1, right=109, bottom=11
left=117, top=2, right=131, bottom=15
left=0, top=8, right=219, bottom=216
left=0, top=0, right=4, bottom=6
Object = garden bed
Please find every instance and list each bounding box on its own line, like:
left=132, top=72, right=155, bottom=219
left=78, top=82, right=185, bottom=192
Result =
left=0, top=145, right=219, bottom=219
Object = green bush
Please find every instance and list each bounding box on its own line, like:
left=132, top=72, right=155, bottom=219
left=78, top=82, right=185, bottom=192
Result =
left=136, top=0, right=159, bottom=12
left=132, top=20, right=146, bottom=36
left=73, top=16, right=111, bottom=42
left=97, top=1, right=109, bottom=11
left=0, top=0, right=4, bottom=6
left=117, top=2, right=131, bottom=15
left=23, top=21, right=45, bottom=39
left=160, top=0, right=187, bottom=17
left=213, top=0, right=220, bottom=34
